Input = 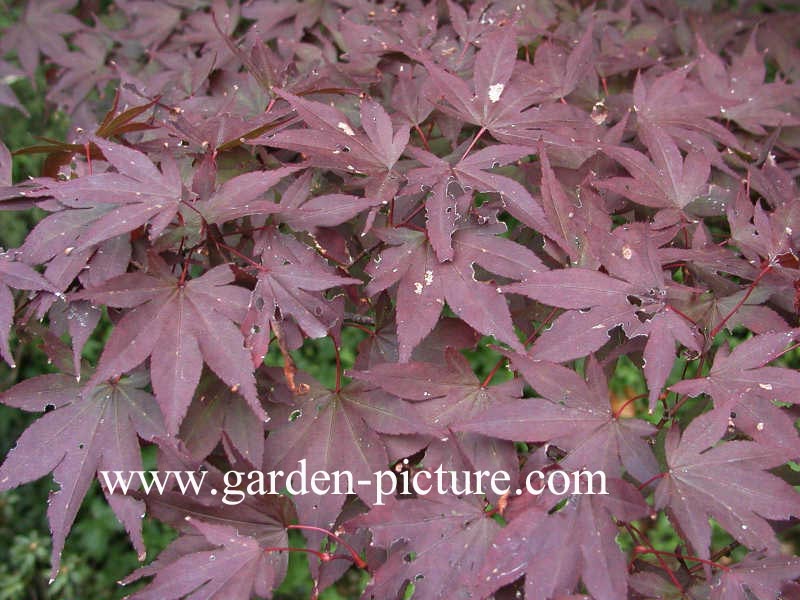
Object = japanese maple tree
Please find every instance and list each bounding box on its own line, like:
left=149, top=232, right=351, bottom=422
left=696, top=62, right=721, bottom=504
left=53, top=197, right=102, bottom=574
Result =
left=0, top=0, right=799, bottom=599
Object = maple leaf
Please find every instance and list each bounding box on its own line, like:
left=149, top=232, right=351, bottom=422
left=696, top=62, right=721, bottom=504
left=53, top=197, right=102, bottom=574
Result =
left=401, top=148, right=467, bottom=263
left=696, top=33, right=800, bottom=135
left=263, top=376, right=427, bottom=539
left=504, top=224, right=701, bottom=409
left=124, top=459, right=294, bottom=598
left=366, top=224, right=536, bottom=361
left=725, top=184, right=800, bottom=277
left=49, top=300, right=103, bottom=378
left=198, top=165, right=380, bottom=232
left=115, top=1, right=182, bottom=50
left=241, top=227, right=360, bottom=365
left=268, top=90, right=409, bottom=203
left=598, top=120, right=711, bottom=214
left=352, top=348, right=522, bottom=501
left=445, top=0, right=496, bottom=48
left=30, top=138, right=184, bottom=250
left=453, top=144, right=562, bottom=250
left=0, top=0, right=83, bottom=80
left=197, top=163, right=305, bottom=225
left=242, top=0, right=343, bottom=38
left=520, top=23, right=595, bottom=102
left=17, top=201, right=134, bottom=312
left=171, top=0, right=240, bottom=62
left=536, top=141, right=611, bottom=268
left=749, top=160, right=800, bottom=213
left=685, top=280, right=759, bottom=337
left=180, top=372, right=266, bottom=466
left=709, top=552, right=800, bottom=600
left=422, top=30, right=602, bottom=169
left=46, top=32, right=111, bottom=112
left=593, top=9, right=660, bottom=77
left=402, top=143, right=563, bottom=260
left=458, top=354, right=659, bottom=483
left=0, top=368, right=164, bottom=578
left=269, top=170, right=384, bottom=231
left=73, top=256, right=262, bottom=433
left=654, top=410, right=799, bottom=561
left=474, top=479, right=650, bottom=600
left=659, top=221, right=757, bottom=285
left=159, top=99, right=290, bottom=161
left=346, top=492, right=503, bottom=600
left=669, top=330, right=800, bottom=453
left=338, top=2, right=442, bottom=66
left=0, top=251, right=58, bottom=367
left=425, top=27, right=518, bottom=126
left=354, top=310, right=479, bottom=369
left=630, top=67, right=741, bottom=159
left=126, top=518, right=282, bottom=600
left=391, top=65, right=434, bottom=127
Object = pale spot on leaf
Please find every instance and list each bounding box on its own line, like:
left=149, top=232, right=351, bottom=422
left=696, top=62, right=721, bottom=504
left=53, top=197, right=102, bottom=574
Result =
left=337, top=122, right=355, bottom=136
left=488, top=83, right=505, bottom=103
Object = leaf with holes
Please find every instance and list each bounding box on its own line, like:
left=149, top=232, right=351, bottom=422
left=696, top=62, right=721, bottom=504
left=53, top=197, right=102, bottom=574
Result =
left=505, top=225, right=701, bottom=409
left=366, top=224, right=534, bottom=361
left=241, top=227, right=359, bottom=365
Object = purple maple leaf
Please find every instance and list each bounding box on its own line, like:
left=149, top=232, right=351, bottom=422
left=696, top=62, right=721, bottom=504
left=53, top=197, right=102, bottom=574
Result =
left=73, top=256, right=263, bottom=433
left=654, top=410, right=799, bottom=561
left=0, top=368, right=164, bottom=578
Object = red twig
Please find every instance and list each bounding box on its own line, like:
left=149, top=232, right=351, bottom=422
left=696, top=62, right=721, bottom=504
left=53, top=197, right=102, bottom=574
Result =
left=633, top=546, right=730, bottom=572
left=331, top=335, right=342, bottom=393
left=461, top=126, right=486, bottom=161
left=709, top=264, right=772, bottom=340
left=481, top=307, right=559, bottom=387
left=624, top=523, right=684, bottom=594
left=414, top=123, right=431, bottom=152
left=287, top=524, right=366, bottom=569
left=637, top=472, right=666, bottom=491
left=612, top=392, right=648, bottom=420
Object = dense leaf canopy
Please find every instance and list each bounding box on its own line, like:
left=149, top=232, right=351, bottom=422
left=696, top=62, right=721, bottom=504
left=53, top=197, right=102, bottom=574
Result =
left=0, top=0, right=799, bottom=598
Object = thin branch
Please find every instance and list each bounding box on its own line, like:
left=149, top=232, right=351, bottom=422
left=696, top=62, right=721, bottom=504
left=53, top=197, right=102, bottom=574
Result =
left=637, top=472, right=666, bottom=491
left=612, top=392, right=648, bottom=420
left=709, top=264, right=772, bottom=340
left=623, top=523, right=685, bottom=594
left=287, top=524, right=366, bottom=569
left=633, top=546, right=730, bottom=572
left=481, top=307, right=559, bottom=388
left=461, top=126, right=486, bottom=161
